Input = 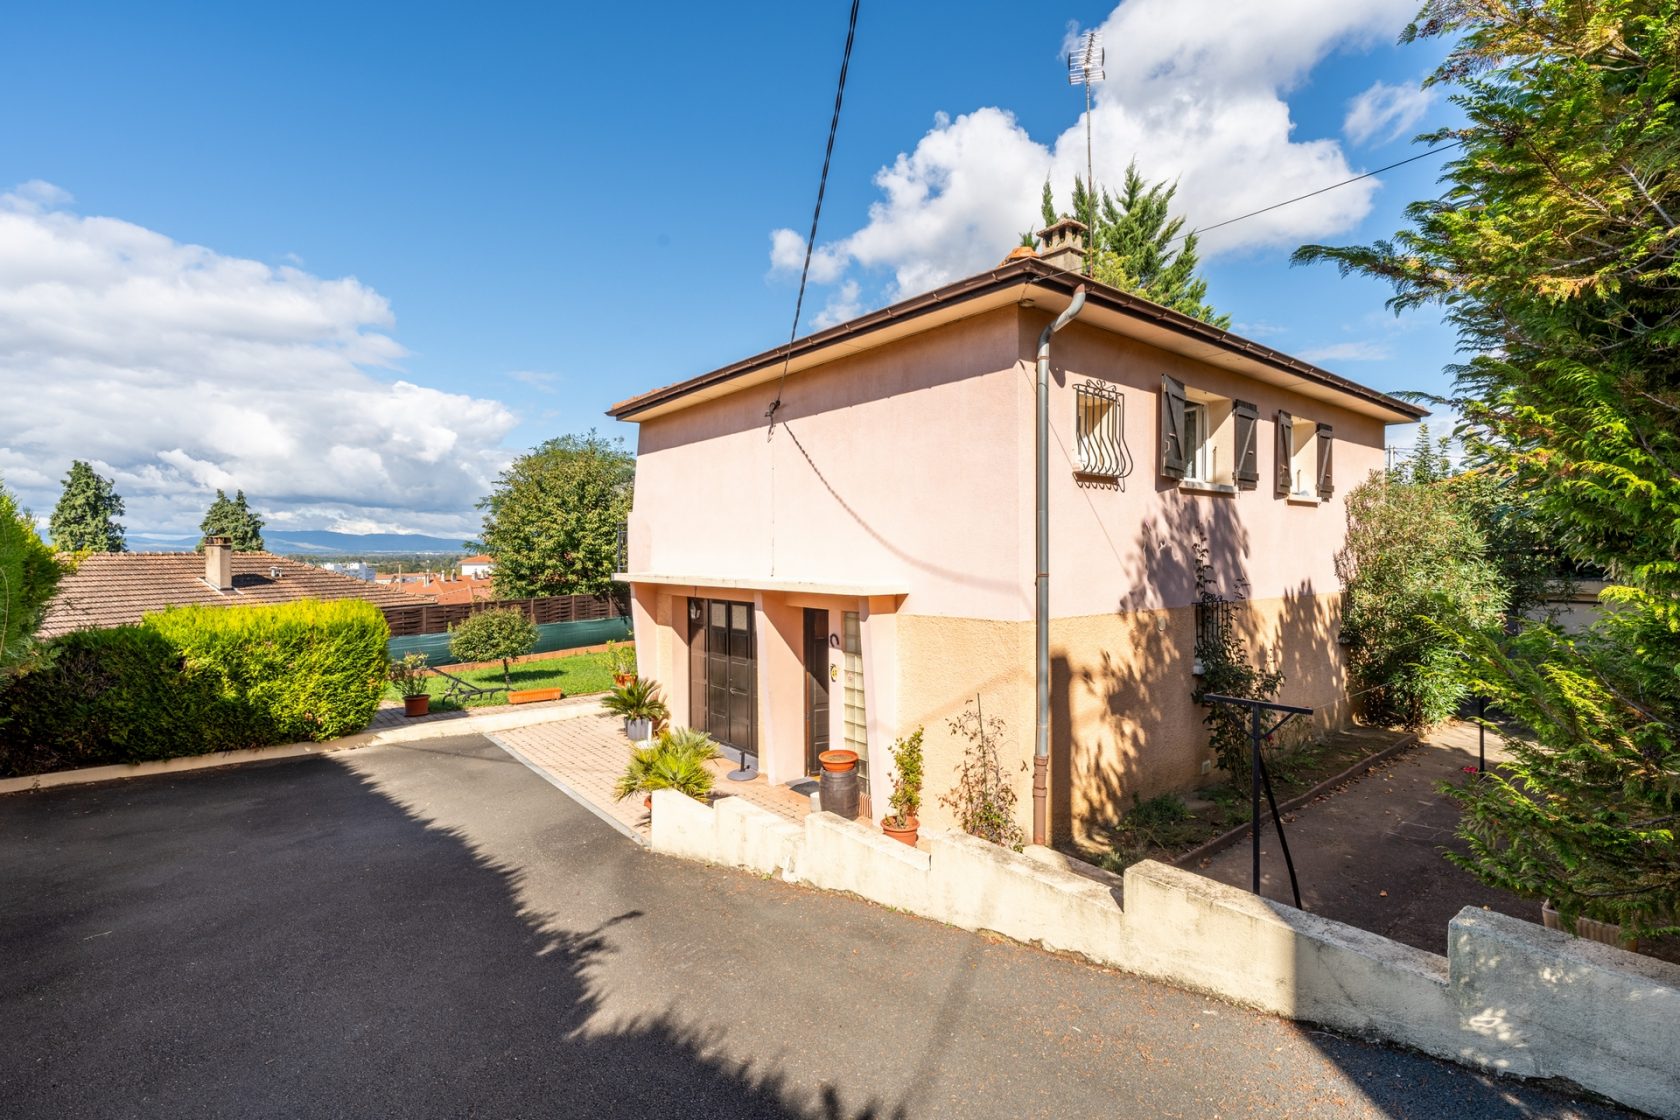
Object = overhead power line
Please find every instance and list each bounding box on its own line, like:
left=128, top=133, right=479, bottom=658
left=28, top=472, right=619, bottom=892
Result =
left=766, top=0, right=862, bottom=431
left=1170, top=140, right=1465, bottom=246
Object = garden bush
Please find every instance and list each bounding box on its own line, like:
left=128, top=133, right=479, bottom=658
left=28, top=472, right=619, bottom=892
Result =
left=147, top=599, right=390, bottom=742
left=0, top=599, right=390, bottom=777
left=448, top=607, right=537, bottom=688
left=0, top=626, right=251, bottom=776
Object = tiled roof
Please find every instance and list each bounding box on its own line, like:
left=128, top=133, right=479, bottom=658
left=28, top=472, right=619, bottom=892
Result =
left=38, top=551, right=436, bottom=639
left=460, top=554, right=492, bottom=565
left=426, top=576, right=496, bottom=605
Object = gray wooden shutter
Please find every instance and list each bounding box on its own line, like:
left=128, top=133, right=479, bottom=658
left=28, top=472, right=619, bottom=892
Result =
left=1316, top=423, right=1334, bottom=498
left=1275, top=410, right=1293, bottom=496
left=1160, top=375, right=1187, bottom=479
left=1233, top=400, right=1259, bottom=489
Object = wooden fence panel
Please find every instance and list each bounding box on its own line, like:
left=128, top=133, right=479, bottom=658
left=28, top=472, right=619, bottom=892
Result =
left=381, top=593, right=623, bottom=637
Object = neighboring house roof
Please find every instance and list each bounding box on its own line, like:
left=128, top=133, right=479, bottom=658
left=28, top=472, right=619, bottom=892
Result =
left=38, top=552, right=435, bottom=638
left=426, top=576, right=497, bottom=605
left=460, top=554, right=492, bottom=566
left=607, top=256, right=1428, bottom=424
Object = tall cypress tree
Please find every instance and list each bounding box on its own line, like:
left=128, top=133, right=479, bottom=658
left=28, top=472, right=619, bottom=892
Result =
left=1036, top=165, right=1228, bottom=327
left=198, top=489, right=266, bottom=552
left=48, top=460, right=126, bottom=553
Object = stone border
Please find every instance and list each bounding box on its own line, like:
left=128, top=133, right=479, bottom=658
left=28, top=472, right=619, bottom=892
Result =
left=1172, top=731, right=1419, bottom=869
left=0, top=699, right=606, bottom=796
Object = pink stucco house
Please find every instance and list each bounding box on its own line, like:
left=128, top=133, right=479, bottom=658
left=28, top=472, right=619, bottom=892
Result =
left=609, top=239, right=1424, bottom=846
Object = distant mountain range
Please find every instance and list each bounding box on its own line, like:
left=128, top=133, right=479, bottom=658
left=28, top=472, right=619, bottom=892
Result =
left=128, top=530, right=471, bottom=555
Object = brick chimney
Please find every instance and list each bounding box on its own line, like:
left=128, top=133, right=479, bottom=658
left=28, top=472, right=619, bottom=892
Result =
left=204, top=536, right=234, bottom=591
left=1036, top=217, right=1088, bottom=273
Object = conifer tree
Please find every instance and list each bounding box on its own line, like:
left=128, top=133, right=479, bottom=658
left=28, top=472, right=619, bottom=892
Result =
left=198, top=489, right=266, bottom=552
left=48, top=460, right=125, bottom=553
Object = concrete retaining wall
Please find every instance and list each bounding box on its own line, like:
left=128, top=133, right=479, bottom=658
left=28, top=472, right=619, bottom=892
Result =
left=649, top=790, right=1680, bottom=1118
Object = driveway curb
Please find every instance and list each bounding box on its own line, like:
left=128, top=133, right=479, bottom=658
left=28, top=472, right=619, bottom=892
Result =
left=1172, top=731, right=1419, bottom=869
left=0, top=699, right=606, bottom=796
left=487, top=731, right=648, bottom=847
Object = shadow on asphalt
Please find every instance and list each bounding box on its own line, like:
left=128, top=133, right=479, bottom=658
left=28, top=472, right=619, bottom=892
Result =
left=0, top=753, right=907, bottom=1120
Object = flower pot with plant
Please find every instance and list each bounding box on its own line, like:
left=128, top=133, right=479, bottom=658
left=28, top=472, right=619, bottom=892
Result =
left=882, top=728, right=924, bottom=845
left=607, top=640, right=637, bottom=687
left=614, top=727, right=722, bottom=809
left=389, top=653, right=432, bottom=717
left=601, top=677, right=669, bottom=741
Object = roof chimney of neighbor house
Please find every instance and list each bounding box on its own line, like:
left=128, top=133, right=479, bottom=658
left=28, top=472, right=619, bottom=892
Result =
left=1036, top=217, right=1088, bottom=273
left=204, top=536, right=234, bottom=591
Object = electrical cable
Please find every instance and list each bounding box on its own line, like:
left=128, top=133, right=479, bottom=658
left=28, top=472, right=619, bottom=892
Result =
left=765, top=0, right=861, bottom=433
left=1171, top=140, right=1464, bottom=246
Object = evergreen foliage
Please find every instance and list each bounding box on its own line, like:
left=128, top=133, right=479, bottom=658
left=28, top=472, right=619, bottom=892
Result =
left=447, top=608, right=538, bottom=689
left=48, top=460, right=125, bottom=553
left=198, top=489, right=266, bottom=551
left=0, top=479, right=61, bottom=683
left=614, top=727, right=721, bottom=802
left=1296, top=0, right=1680, bottom=932
left=886, top=727, right=925, bottom=828
left=476, top=432, right=634, bottom=599
left=1338, top=465, right=1507, bottom=730
left=0, top=599, right=390, bottom=776
left=1189, top=538, right=1285, bottom=778
left=1039, top=165, right=1229, bottom=326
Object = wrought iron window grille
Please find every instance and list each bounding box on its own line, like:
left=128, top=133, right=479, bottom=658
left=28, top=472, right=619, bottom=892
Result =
left=1073, top=380, right=1133, bottom=485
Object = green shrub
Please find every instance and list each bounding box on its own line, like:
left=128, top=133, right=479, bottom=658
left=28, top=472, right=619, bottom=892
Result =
left=147, top=599, right=390, bottom=742
left=1338, top=473, right=1507, bottom=729
left=0, top=627, right=251, bottom=776
left=614, top=726, right=720, bottom=802
left=448, top=608, right=537, bottom=688
left=0, top=478, right=61, bottom=683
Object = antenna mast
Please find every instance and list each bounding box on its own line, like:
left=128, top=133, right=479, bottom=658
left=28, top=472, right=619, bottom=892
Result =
left=1067, top=29, right=1105, bottom=277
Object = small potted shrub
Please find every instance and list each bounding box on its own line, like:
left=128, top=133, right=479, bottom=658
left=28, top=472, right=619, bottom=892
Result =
left=614, top=726, right=721, bottom=809
left=602, top=677, right=669, bottom=741
left=389, top=653, right=432, bottom=717
left=882, top=728, right=924, bottom=845
left=607, top=640, right=637, bottom=687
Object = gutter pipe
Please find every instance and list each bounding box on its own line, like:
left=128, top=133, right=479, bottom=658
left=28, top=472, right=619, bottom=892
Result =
left=1033, top=284, right=1086, bottom=847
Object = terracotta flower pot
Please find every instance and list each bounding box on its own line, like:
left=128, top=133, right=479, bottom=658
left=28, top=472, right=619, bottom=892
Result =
left=644, top=794, right=653, bottom=811
left=403, top=694, right=430, bottom=718
left=1542, top=900, right=1638, bottom=952
left=881, top=816, right=919, bottom=846
left=818, top=749, right=859, bottom=772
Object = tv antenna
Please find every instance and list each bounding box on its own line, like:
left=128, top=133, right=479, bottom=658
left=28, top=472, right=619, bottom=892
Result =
left=1067, top=29, right=1105, bottom=276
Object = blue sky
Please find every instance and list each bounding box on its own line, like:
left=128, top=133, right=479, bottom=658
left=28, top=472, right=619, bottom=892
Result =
left=0, top=0, right=1460, bottom=536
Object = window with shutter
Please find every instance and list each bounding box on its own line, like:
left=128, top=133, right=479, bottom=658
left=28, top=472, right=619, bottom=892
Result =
left=1274, top=410, right=1293, bottom=496
left=1316, top=423, right=1334, bottom=497
left=1160, top=375, right=1188, bottom=479
left=1233, top=400, right=1259, bottom=489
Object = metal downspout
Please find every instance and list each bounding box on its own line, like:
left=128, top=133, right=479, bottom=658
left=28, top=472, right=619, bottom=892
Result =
left=1034, top=285, right=1086, bottom=847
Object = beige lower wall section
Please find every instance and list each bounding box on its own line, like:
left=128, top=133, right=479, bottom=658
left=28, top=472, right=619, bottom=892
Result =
left=896, top=590, right=1349, bottom=846
left=651, top=791, right=1680, bottom=1120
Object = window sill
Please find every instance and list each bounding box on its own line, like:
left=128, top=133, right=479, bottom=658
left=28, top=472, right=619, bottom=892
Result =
left=1286, top=493, right=1322, bottom=506
left=1178, top=480, right=1237, bottom=496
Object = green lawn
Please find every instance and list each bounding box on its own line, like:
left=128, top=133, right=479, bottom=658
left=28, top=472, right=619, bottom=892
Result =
left=387, top=650, right=615, bottom=710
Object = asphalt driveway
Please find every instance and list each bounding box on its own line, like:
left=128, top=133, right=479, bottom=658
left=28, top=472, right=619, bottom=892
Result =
left=0, top=735, right=1632, bottom=1119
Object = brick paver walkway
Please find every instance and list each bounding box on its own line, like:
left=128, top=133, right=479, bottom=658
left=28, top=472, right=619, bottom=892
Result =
left=494, top=715, right=814, bottom=839
left=368, top=693, right=598, bottom=732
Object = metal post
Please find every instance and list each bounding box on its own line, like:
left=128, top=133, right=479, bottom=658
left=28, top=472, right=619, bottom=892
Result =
left=1250, top=703, right=1262, bottom=894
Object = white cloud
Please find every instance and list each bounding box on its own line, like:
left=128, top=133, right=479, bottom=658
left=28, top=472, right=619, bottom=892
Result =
left=1298, top=339, right=1391, bottom=363
left=768, top=227, right=847, bottom=284
left=812, top=280, right=864, bottom=330
left=0, top=184, right=518, bottom=536
left=770, top=0, right=1419, bottom=308
left=1343, top=79, right=1434, bottom=146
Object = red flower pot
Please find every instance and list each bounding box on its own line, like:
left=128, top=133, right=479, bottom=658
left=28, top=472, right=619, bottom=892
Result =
left=403, top=695, right=430, bottom=718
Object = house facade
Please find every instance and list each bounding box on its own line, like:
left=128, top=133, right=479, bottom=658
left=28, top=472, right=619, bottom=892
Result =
left=609, top=255, right=1423, bottom=845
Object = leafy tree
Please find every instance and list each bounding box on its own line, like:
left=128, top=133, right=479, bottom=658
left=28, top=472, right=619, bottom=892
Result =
left=0, top=478, right=62, bottom=682
left=1298, top=1, right=1680, bottom=933
left=447, top=608, right=537, bottom=690
left=477, top=432, right=634, bottom=599
left=1039, top=165, right=1229, bottom=327
left=48, top=460, right=125, bottom=553
left=1337, top=466, right=1507, bottom=730
left=198, top=489, right=265, bottom=552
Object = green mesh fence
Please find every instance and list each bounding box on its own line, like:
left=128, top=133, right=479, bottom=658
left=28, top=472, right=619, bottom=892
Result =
left=387, top=616, right=630, bottom=667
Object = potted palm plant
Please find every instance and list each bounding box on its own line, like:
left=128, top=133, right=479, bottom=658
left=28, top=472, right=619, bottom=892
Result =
left=882, top=728, right=924, bottom=846
left=601, top=677, right=669, bottom=741
left=389, top=653, right=432, bottom=717
left=614, top=727, right=721, bottom=809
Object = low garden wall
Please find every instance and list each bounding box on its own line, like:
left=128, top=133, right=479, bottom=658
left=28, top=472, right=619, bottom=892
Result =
left=650, top=790, right=1680, bottom=1120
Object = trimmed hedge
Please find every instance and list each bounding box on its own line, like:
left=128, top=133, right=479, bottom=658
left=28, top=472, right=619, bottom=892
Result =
left=0, top=599, right=390, bottom=778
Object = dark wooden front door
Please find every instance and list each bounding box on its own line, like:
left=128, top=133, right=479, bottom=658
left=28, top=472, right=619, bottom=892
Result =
left=688, top=598, right=757, bottom=759
left=804, top=608, right=830, bottom=774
